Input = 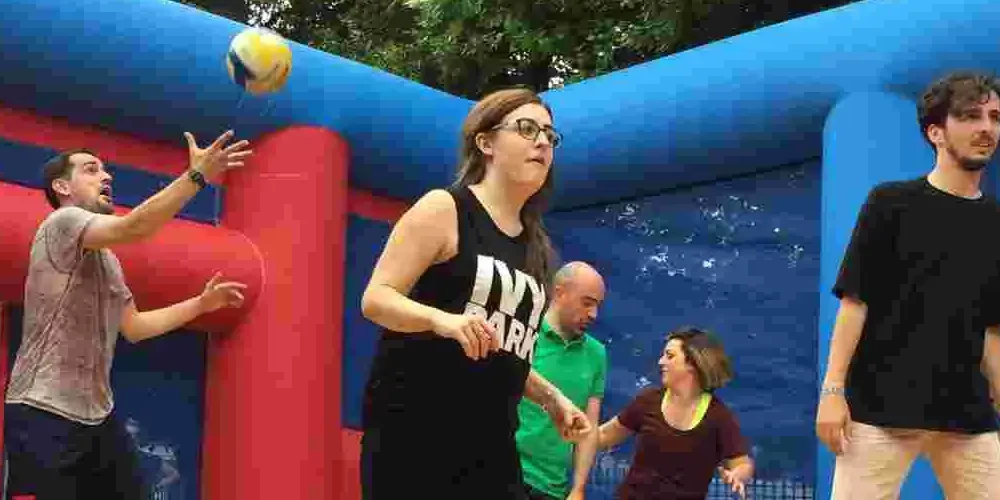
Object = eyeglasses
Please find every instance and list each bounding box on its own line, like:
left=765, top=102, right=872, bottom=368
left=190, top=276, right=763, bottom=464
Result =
left=492, top=118, right=562, bottom=148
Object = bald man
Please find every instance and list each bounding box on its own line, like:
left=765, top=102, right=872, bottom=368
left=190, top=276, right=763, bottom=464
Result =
left=516, top=262, right=608, bottom=500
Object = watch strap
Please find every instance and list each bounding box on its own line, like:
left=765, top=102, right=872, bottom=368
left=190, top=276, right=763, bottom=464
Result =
left=186, top=168, right=207, bottom=189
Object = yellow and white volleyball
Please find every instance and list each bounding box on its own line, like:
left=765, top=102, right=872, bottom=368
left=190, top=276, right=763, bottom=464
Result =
left=226, top=27, right=292, bottom=95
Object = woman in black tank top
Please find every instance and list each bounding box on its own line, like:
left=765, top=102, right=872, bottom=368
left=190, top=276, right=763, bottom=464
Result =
left=358, top=88, right=592, bottom=499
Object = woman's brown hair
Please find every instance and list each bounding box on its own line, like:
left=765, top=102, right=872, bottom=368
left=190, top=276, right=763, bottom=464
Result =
left=454, top=87, right=557, bottom=284
left=666, top=326, right=734, bottom=392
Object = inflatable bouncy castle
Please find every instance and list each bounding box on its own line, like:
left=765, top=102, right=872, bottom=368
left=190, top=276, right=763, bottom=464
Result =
left=1, top=0, right=999, bottom=498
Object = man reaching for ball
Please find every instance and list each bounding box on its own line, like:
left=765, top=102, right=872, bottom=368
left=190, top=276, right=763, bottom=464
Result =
left=3, top=130, right=251, bottom=499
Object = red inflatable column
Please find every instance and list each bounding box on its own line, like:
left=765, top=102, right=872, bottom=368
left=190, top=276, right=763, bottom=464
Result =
left=201, top=126, right=348, bottom=500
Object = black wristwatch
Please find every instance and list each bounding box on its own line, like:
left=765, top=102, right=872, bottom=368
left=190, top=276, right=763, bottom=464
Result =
left=186, top=168, right=207, bottom=189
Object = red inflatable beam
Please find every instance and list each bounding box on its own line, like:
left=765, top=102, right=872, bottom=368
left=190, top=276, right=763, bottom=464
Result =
left=0, top=182, right=262, bottom=334
left=0, top=105, right=188, bottom=176
left=347, top=188, right=409, bottom=221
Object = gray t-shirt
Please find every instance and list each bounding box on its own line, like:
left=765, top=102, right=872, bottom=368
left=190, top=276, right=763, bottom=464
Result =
left=6, top=206, right=133, bottom=425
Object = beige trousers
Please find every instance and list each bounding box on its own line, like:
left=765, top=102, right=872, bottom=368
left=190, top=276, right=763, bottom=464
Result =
left=831, top=421, right=1000, bottom=499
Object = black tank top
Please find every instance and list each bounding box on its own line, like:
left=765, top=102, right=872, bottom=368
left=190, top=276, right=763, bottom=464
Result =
left=362, top=185, right=548, bottom=439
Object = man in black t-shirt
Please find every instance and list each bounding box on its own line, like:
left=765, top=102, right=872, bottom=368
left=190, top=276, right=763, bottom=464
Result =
left=817, top=72, right=1000, bottom=499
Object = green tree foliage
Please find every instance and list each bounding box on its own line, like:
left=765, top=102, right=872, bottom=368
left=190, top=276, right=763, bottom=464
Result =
left=179, top=0, right=856, bottom=99
left=177, top=0, right=249, bottom=23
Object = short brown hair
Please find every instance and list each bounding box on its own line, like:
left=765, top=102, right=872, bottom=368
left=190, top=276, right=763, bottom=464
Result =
left=666, top=326, right=734, bottom=392
left=918, top=71, right=1000, bottom=147
left=41, top=148, right=95, bottom=209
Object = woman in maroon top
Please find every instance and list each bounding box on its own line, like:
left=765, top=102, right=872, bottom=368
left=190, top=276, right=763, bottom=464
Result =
left=598, top=327, right=754, bottom=499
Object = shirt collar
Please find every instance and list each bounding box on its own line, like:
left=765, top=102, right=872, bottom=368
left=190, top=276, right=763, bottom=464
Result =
left=541, top=318, right=586, bottom=346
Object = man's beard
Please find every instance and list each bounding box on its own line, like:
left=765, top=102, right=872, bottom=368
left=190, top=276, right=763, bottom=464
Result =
left=946, top=141, right=991, bottom=171
left=960, top=158, right=988, bottom=171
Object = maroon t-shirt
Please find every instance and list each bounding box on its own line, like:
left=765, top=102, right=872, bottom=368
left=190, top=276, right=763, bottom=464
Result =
left=615, top=387, right=749, bottom=499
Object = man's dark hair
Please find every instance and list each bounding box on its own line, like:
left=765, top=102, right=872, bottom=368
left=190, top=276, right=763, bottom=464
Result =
left=918, top=71, right=1000, bottom=147
left=41, top=148, right=95, bottom=209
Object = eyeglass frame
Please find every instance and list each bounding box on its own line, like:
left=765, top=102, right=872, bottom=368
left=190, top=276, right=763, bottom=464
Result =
left=490, top=117, right=563, bottom=148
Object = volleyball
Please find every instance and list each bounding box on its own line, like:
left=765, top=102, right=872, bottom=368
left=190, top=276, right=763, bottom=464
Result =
left=226, top=27, right=292, bottom=95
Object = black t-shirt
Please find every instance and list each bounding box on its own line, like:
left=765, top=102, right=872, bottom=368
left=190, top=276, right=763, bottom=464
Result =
left=834, top=176, right=1000, bottom=433
left=362, top=185, right=548, bottom=439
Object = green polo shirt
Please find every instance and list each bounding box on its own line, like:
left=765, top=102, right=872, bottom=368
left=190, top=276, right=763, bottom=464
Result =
left=515, top=319, right=607, bottom=498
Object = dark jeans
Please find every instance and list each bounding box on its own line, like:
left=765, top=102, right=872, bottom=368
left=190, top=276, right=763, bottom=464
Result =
left=4, top=403, right=147, bottom=500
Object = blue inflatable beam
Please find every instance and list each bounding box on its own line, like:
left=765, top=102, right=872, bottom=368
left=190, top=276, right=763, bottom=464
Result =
left=542, top=0, right=1000, bottom=207
left=0, top=0, right=471, bottom=204
left=2, top=0, right=1000, bottom=209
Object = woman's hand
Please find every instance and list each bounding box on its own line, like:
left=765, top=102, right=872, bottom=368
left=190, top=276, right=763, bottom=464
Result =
left=431, top=311, right=499, bottom=360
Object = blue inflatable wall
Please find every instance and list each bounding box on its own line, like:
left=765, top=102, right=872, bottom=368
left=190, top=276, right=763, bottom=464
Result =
left=546, top=162, right=822, bottom=497
left=343, top=163, right=821, bottom=498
